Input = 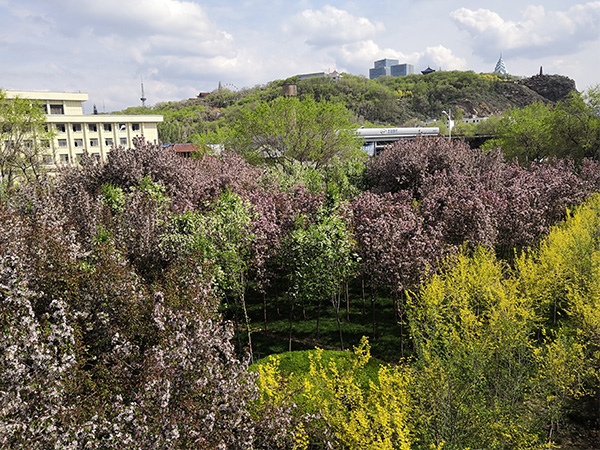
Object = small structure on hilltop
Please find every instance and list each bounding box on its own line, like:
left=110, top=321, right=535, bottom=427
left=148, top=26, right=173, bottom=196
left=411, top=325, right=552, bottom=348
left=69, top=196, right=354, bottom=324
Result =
left=282, top=82, right=298, bottom=97
left=297, top=70, right=341, bottom=82
left=494, top=55, right=508, bottom=76
left=421, top=66, right=435, bottom=75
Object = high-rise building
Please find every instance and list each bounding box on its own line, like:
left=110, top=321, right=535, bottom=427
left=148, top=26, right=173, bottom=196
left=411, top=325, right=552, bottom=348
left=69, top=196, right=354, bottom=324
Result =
left=4, top=90, right=163, bottom=166
left=369, top=59, right=414, bottom=79
left=390, top=64, right=414, bottom=77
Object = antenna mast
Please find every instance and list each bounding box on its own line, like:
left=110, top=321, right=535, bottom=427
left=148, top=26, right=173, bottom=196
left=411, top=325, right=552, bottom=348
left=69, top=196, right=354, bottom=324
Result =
left=140, top=76, right=147, bottom=107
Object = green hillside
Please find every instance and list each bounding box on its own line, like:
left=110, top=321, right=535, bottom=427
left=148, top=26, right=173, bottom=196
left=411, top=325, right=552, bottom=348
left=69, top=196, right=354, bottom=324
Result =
left=118, top=71, right=577, bottom=144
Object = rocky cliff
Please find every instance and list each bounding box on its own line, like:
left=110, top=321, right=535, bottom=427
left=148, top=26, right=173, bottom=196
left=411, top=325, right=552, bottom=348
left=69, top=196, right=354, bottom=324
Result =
left=519, top=74, right=577, bottom=103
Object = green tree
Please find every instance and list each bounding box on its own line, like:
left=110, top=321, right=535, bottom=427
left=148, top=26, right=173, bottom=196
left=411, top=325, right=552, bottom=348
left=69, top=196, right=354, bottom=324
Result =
left=483, top=87, right=600, bottom=164
left=0, top=90, right=53, bottom=188
left=198, top=96, right=363, bottom=170
left=284, top=207, right=357, bottom=350
left=547, top=87, right=600, bottom=161
left=482, top=102, right=553, bottom=163
left=179, top=189, right=256, bottom=357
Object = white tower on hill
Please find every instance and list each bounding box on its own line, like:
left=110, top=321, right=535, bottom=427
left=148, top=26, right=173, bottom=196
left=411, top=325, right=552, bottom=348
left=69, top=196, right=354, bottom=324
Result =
left=494, top=54, right=508, bottom=75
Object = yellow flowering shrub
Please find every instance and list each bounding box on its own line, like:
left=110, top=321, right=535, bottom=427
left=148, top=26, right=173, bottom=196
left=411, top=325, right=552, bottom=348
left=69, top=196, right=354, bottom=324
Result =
left=255, top=337, right=413, bottom=450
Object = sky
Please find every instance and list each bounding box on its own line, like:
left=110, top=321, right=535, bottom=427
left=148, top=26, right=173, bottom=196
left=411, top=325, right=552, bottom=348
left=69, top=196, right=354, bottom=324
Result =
left=0, top=0, right=599, bottom=112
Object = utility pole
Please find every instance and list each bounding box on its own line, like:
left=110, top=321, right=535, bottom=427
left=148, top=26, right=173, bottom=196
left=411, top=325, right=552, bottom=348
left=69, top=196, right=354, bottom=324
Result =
left=442, top=110, right=453, bottom=141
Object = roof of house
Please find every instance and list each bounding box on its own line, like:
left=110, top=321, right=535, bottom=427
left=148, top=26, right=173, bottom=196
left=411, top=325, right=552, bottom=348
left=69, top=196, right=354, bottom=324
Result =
left=163, top=143, right=198, bottom=153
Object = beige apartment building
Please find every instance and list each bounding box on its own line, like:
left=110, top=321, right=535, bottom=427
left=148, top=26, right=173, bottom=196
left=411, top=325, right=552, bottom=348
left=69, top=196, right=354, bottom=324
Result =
left=5, top=90, right=163, bottom=165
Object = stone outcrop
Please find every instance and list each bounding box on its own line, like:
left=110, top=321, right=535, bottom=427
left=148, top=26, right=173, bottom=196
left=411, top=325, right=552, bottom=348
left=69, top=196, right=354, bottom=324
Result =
left=519, top=74, right=577, bottom=103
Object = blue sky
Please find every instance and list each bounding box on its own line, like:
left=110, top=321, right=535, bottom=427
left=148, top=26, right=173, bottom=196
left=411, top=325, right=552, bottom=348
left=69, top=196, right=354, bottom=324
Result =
left=0, top=0, right=598, bottom=111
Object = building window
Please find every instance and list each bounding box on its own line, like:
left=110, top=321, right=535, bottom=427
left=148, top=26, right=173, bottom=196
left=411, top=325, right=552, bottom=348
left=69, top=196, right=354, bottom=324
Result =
left=72, top=124, right=82, bottom=132
left=132, top=123, right=140, bottom=132
left=58, top=139, right=68, bottom=148
left=90, top=138, right=99, bottom=147
left=120, top=138, right=127, bottom=146
left=103, top=124, right=112, bottom=132
left=105, top=138, right=113, bottom=147
left=56, top=124, right=66, bottom=133
left=60, top=154, right=69, bottom=164
left=50, top=104, right=64, bottom=115
left=76, top=153, right=83, bottom=162
left=92, top=153, right=100, bottom=161
left=24, top=140, right=33, bottom=149
left=42, top=155, right=53, bottom=165
left=74, top=138, right=83, bottom=148
left=88, top=124, right=98, bottom=133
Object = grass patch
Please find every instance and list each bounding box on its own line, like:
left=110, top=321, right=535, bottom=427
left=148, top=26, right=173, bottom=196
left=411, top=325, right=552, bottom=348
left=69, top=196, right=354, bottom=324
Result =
left=250, top=347, right=385, bottom=390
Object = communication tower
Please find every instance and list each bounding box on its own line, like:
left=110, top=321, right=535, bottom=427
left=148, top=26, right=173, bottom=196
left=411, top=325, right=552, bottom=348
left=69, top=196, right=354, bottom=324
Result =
left=140, top=77, right=147, bottom=107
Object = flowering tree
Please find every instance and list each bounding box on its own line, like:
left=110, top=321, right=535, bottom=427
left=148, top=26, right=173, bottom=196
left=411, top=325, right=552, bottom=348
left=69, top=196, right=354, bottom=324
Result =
left=0, top=208, right=76, bottom=448
left=351, top=191, right=443, bottom=344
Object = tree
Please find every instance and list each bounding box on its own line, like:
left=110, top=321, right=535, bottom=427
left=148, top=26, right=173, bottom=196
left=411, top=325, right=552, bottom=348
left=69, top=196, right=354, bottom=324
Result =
left=351, top=191, right=442, bottom=345
left=483, top=87, right=600, bottom=164
left=199, top=96, right=364, bottom=170
left=547, top=88, right=600, bottom=161
left=284, top=207, right=357, bottom=350
left=0, top=90, right=53, bottom=189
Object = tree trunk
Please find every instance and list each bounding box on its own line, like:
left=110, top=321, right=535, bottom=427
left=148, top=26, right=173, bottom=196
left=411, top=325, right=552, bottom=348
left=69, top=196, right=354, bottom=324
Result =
left=302, top=296, right=307, bottom=320
left=240, top=288, right=253, bottom=362
left=225, top=294, right=243, bottom=354
left=317, top=296, right=322, bottom=342
left=263, top=292, right=267, bottom=331
left=345, top=279, right=350, bottom=322
left=361, top=273, right=366, bottom=315
left=334, top=292, right=344, bottom=351
left=288, top=293, right=295, bottom=352
left=370, top=284, right=377, bottom=340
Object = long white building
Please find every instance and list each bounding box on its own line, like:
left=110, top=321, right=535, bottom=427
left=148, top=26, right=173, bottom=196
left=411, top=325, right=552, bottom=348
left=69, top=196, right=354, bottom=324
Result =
left=356, top=126, right=440, bottom=156
left=4, top=90, right=163, bottom=165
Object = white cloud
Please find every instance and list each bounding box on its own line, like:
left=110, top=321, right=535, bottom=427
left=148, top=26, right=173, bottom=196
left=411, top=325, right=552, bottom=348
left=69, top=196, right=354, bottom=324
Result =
left=284, top=5, right=385, bottom=47
left=420, top=46, right=468, bottom=71
left=336, top=41, right=466, bottom=75
left=39, top=0, right=236, bottom=61
left=451, top=2, right=600, bottom=60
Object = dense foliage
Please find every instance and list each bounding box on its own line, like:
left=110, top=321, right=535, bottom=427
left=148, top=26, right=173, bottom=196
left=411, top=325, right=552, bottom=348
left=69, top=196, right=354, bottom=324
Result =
left=196, top=96, right=364, bottom=169
left=2, top=132, right=600, bottom=448
left=0, top=91, right=53, bottom=189
left=483, top=87, right=600, bottom=163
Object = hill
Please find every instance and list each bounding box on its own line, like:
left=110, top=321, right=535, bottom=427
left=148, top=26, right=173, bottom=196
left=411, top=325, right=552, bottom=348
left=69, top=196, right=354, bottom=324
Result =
left=118, top=71, right=578, bottom=144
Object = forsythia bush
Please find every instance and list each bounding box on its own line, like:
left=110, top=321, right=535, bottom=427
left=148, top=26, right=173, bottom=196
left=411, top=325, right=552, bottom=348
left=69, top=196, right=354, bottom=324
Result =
left=256, top=337, right=413, bottom=450
left=407, top=247, right=544, bottom=449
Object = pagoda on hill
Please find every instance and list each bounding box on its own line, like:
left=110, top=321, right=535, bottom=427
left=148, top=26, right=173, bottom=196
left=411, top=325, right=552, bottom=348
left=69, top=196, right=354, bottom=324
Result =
left=494, top=55, right=508, bottom=75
